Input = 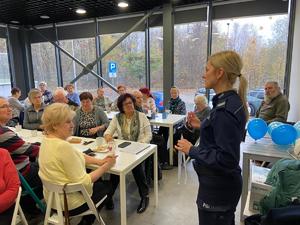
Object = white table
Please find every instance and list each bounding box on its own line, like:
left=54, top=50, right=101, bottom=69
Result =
left=240, top=136, right=294, bottom=220
left=14, top=128, right=158, bottom=225
left=149, top=113, right=186, bottom=165
left=77, top=139, right=158, bottom=225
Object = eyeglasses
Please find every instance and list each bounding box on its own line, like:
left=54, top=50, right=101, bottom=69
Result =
left=123, top=101, right=133, bottom=106
left=0, top=104, right=12, bottom=109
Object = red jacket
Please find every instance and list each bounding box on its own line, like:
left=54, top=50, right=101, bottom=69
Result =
left=0, top=148, right=20, bottom=213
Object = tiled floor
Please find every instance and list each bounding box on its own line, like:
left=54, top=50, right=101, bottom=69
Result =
left=25, top=162, right=244, bottom=225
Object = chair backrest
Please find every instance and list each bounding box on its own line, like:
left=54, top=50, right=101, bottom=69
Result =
left=41, top=178, right=102, bottom=225
left=11, top=187, right=28, bottom=225
left=42, top=179, right=85, bottom=194
left=11, top=187, right=22, bottom=224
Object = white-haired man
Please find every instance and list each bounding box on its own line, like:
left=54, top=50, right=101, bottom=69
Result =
left=256, top=81, right=290, bottom=124
left=52, top=87, right=79, bottom=110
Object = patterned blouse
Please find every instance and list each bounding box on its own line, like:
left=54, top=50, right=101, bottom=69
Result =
left=79, top=109, right=97, bottom=138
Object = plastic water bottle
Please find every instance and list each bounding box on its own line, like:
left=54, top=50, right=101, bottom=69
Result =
left=108, top=141, right=116, bottom=156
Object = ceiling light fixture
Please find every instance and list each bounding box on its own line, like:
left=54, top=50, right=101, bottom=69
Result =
left=40, top=15, right=50, bottom=19
left=118, top=1, right=129, bottom=8
left=10, top=20, right=20, bottom=24
left=76, top=8, right=87, bottom=14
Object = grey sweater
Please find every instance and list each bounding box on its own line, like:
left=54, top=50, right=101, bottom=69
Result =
left=8, top=97, right=24, bottom=118
left=23, top=104, right=46, bottom=130
left=73, top=106, right=109, bottom=137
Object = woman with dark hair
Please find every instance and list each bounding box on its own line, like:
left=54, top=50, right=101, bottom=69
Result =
left=104, top=93, right=152, bottom=214
left=73, top=92, right=109, bottom=138
left=139, top=87, right=156, bottom=113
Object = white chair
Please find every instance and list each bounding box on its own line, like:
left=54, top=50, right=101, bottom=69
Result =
left=11, top=187, right=28, bottom=225
left=178, top=137, right=200, bottom=184
left=41, top=179, right=106, bottom=225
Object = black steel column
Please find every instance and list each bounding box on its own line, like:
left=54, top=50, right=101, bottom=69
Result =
left=54, top=23, right=63, bottom=87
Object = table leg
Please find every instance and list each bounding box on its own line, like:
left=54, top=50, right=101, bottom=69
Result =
left=240, top=154, right=250, bottom=221
left=153, top=149, right=158, bottom=206
left=120, top=173, right=127, bottom=225
left=169, top=126, right=174, bottom=165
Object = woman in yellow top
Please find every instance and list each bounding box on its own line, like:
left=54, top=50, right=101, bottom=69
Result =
left=39, top=103, right=116, bottom=225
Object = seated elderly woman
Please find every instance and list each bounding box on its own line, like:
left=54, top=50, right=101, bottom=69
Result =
left=104, top=93, right=152, bottom=214
left=38, top=81, right=53, bottom=105
left=159, top=86, right=186, bottom=168
left=0, top=148, right=20, bottom=225
left=8, top=87, right=24, bottom=126
left=23, top=88, right=46, bottom=130
left=139, top=87, right=156, bottom=113
left=65, top=84, right=81, bottom=106
left=39, top=103, right=116, bottom=225
left=92, top=87, right=113, bottom=111
left=181, top=95, right=211, bottom=145
left=73, top=92, right=109, bottom=138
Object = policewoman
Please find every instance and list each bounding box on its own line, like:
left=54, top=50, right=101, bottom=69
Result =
left=176, top=51, right=248, bottom=225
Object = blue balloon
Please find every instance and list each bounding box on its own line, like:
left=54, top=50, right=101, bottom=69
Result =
left=247, top=118, right=268, bottom=141
left=268, top=122, right=283, bottom=135
left=271, top=124, right=297, bottom=145
left=294, top=121, right=300, bottom=139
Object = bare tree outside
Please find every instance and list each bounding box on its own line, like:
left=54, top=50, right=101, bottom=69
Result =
left=30, top=14, right=288, bottom=111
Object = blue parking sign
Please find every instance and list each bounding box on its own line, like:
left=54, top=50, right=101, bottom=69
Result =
left=108, top=61, right=117, bottom=78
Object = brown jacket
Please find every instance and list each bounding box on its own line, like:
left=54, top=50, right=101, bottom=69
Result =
left=256, top=93, right=290, bottom=124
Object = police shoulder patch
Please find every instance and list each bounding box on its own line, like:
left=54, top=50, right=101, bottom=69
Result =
left=216, top=100, right=226, bottom=109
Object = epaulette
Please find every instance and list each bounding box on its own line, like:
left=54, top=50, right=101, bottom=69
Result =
left=215, top=99, right=226, bottom=110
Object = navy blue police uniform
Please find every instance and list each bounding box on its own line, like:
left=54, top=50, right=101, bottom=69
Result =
left=188, top=90, right=247, bottom=225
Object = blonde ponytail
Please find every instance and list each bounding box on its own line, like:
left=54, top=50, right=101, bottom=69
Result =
left=238, top=75, right=249, bottom=121
left=209, top=50, right=249, bottom=121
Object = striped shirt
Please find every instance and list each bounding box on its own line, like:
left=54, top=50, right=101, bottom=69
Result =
left=0, top=126, right=39, bottom=175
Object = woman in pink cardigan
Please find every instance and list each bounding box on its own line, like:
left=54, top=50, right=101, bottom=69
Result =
left=0, top=148, right=20, bottom=225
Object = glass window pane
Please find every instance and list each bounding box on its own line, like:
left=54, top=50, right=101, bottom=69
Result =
left=174, top=22, right=208, bottom=111
left=0, top=38, right=11, bottom=97
left=149, top=27, right=163, bottom=109
left=212, top=14, right=288, bottom=116
left=60, top=38, right=98, bottom=93
left=31, top=42, right=57, bottom=91
left=100, top=32, right=146, bottom=96
left=212, top=15, right=288, bottom=89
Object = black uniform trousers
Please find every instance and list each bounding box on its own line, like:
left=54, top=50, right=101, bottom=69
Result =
left=198, top=206, right=235, bottom=225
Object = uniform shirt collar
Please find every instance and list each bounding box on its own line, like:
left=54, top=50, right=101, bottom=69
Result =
left=212, top=90, right=237, bottom=108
